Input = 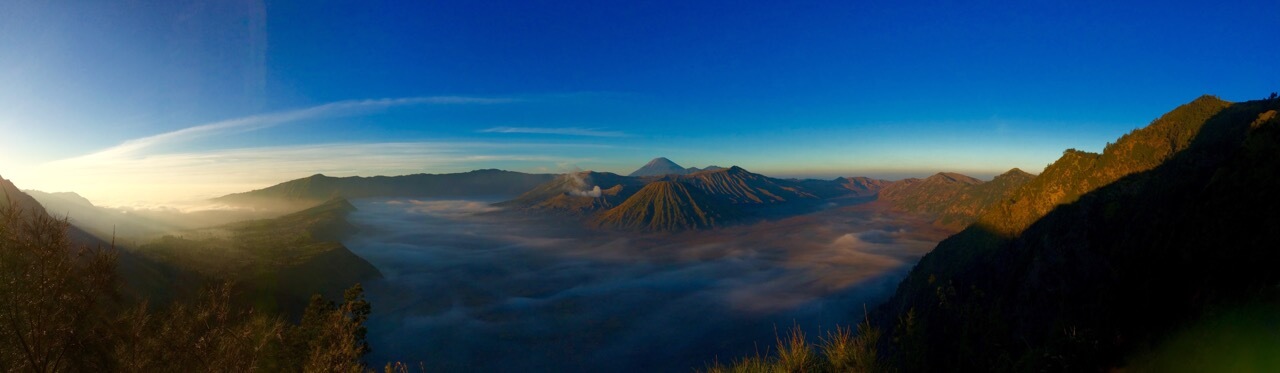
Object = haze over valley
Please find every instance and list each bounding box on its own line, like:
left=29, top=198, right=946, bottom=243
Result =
left=3, top=1, right=1278, bottom=372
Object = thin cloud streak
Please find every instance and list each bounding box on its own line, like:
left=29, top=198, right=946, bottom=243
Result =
left=27, top=141, right=596, bottom=208
left=66, top=96, right=515, bottom=162
left=481, top=126, right=629, bottom=137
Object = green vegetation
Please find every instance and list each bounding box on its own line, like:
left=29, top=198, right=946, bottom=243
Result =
left=975, top=95, right=1233, bottom=236
left=708, top=95, right=1280, bottom=372
left=134, top=198, right=381, bottom=313
left=879, top=170, right=1035, bottom=228
left=875, top=96, right=1280, bottom=371
left=0, top=201, right=373, bottom=372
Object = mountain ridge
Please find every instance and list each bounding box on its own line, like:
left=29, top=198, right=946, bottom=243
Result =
left=879, top=169, right=1035, bottom=227
left=214, top=169, right=557, bottom=209
left=875, top=95, right=1280, bottom=371
left=593, top=181, right=736, bottom=231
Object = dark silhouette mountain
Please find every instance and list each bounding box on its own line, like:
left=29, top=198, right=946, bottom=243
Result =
left=214, top=169, right=556, bottom=210
left=136, top=197, right=382, bottom=313
left=879, top=169, right=1036, bottom=227
left=629, top=157, right=690, bottom=177
left=0, top=176, right=49, bottom=216
left=495, top=171, right=647, bottom=215
left=876, top=95, right=1280, bottom=371
left=593, top=181, right=737, bottom=231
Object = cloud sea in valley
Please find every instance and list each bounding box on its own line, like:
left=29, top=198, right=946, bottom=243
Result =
left=343, top=198, right=952, bottom=372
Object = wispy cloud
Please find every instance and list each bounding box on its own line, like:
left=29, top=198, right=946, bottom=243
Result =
left=68, top=96, right=514, bottom=162
left=27, top=141, right=597, bottom=208
left=13, top=96, right=641, bottom=208
left=481, top=126, right=628, bottom=137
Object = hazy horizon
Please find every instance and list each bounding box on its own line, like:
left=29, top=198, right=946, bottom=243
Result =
left=6, top=1, right=1276, bottom=208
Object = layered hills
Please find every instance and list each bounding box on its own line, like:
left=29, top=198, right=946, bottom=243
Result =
left=8, top=173, right=382, bottom=314
left=25, top=190, right=192, bottom=241
left=135, top=197, right=382, bottom=312
left=796, top=176, right=894, bottom=199
left=875, top=95, right=1280, bottom=371
left=214, top=169, right=556, bottom=210
left=879, top=169, right=1036, bottom=227
left=2, top=175, right=192, bottom=303
left=504, top=164, right=894, bottom=231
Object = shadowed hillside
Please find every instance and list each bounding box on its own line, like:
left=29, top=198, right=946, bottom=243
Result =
left=135, top=198, right=382, bottom=313
left=973, top=95, right=1234, bottom=236
left=2, top=175, right=193, bottom=304
left=1, top=176, right=49, bottom=214
left=876, top=95, right=1280, bottom=371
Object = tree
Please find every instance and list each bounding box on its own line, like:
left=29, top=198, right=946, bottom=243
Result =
left=0, top=203, right=117, bottom=372
left=288, top=284, right=372, bottom=372
left=1, top=199, right=375, bottom=372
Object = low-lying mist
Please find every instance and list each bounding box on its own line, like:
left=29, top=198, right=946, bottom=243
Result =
left=344, top=198, right=952, bottom=372
left=25, top=189, right=292, bottom=245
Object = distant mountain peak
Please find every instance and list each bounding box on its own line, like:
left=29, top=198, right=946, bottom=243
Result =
left=646, top=156, right=676, bottom=165
left=996, top=168, right=1035, bottom=180
left=629, top=157, right=690, bottom=177
left=926, top=172, right=982, bottom=185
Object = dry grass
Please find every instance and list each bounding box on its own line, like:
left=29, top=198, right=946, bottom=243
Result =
left=701, top=317, right=883, bottom=373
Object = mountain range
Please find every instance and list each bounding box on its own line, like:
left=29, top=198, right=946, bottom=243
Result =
left=875, top=95, right=1280, bottom=371
left=135, top=197, right=382, bottom=313
left=5, top=172, right=382, bottom=314
left=214, top=169, right=557, bottom=210
left=503, top=164, right=900, bottom=231
left=504, top=159, right=1041, bottom=232
left=879, top=169, right=1036, bottom=228
left=628, top=157, right=726, bottom=177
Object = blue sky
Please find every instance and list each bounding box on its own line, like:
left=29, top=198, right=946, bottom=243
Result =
left=1, top=0, right=1277, bottom=206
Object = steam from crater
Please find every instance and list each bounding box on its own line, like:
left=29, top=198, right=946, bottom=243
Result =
left=570, top=185, right=602, bottom=197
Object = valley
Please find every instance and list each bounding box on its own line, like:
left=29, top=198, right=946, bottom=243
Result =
left=342, top=197, right=953, bottom=371
left=4, top=3, right=1276, bottom=371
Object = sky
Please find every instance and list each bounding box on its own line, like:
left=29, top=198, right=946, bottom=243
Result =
left=1, top=0, right=1277, bottom=207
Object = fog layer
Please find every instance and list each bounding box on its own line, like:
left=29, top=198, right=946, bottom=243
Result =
left=344, top=198, right=951, bottom=372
